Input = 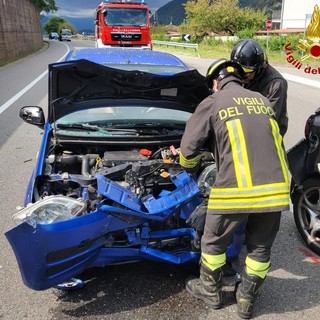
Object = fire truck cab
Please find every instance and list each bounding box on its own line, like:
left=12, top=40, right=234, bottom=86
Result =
left=94, top=0, right=152, bottom=49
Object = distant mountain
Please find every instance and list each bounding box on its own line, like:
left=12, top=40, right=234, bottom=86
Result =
left=156, top=0, right=186, bottom=25
left=149, top=0, right=173, bottom=11
left=156, top=0, right=281, bottom=26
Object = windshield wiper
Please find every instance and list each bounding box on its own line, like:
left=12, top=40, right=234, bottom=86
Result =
left=56, top=123, right=99, bottom=131
left=57, top=123, right=141, bottom=136
left=56, top=123, right=181, bottom=136
left=114, top=123, right=185, bottom=131
left=105, top=125, right=183, bottom=136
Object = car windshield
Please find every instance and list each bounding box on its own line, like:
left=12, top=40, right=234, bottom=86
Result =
left=61, top=29, right=71, bottom=35
left=104, top=8, right=148, bottom=26
left=54, top=106, right=191, bottom=137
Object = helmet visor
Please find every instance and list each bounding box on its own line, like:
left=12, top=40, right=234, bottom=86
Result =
left=242, top=66, right=255, bottom=74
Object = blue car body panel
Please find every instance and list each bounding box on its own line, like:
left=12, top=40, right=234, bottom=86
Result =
left=5, top=48, right=245, bottom=291
left=6, top=170, right=245, bottom=290
left=6, top=171, right=201, bottom=290
left=96, top=171, right=200, bottom=215
left=5, top=211, right=132, bottom=290
left=64, top=48, right=189, bottom=73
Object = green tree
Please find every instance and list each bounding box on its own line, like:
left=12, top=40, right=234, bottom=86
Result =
left=183, top=0, right=266, bottom=36
left=44, top=17, right=65, bottom=34
left=31, top=0, right=58, bottom=13
left=43, top=16, right=77, bottom=35
left=181, top=0, right=212, bottom=36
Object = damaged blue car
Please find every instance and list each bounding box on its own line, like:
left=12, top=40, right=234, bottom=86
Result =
left=5, top=49, right=245, bottom=291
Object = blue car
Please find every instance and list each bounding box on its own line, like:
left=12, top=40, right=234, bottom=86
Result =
left=5, top=48, right=245, bottom=291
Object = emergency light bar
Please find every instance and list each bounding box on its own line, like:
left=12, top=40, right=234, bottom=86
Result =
left=101, top=0, right=147, bottom=4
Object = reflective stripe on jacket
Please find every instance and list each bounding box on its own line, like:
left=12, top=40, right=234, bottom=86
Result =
left=180, top=78, right=290, bottom=214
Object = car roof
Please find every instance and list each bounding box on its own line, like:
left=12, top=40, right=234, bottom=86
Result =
left=64, top=48, right=190, bottom=75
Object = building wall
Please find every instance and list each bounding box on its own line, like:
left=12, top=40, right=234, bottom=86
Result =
left=281, top=0, right=320, bottom=29
left=0, top=0, right=43, bottom=67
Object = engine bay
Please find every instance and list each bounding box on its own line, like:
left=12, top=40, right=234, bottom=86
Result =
left=34, top=142, right=199, bottom=210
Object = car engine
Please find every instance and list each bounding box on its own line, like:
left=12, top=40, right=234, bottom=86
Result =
left=34, top=143, right=210, bottom=212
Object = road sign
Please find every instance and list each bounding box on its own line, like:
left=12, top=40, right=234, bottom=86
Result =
left=266, top=19, right=272, bottom=30
left=182, top=34, right=190, bottom=42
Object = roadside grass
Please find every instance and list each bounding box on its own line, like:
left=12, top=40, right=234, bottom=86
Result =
left=153, top=42, right=314, bottom=67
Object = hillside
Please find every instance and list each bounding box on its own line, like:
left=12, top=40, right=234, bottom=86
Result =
left=156, top=0, right=186, bottom=25
left=157, top=0, right=282, bottom=26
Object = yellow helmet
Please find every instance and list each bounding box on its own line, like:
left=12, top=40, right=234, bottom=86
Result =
left=206, top=58, right=245, bottom=87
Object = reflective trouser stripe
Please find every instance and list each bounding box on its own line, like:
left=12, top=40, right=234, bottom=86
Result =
left=226, top=119, right=252, bottom=188
left=270, top=118, right=289, bottom=183
left=201, top=252, right=226, bottom=271
left=245, top=256, right=270, bottom=279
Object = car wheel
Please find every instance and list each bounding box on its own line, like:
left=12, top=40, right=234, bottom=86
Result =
left=293, top=177, right=320, bottom=256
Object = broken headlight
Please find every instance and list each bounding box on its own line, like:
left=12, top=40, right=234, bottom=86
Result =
left=12, top=196, right=87, bottom=227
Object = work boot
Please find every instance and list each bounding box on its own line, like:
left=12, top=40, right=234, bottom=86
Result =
left=186, top=264, right=223, bottom=309
left=235, top=270, right=265, bottom=319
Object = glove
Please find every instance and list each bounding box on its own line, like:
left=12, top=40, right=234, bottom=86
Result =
left=201, top=151, right=215, bottom=162
left=186, top=199, right=208, bottom=232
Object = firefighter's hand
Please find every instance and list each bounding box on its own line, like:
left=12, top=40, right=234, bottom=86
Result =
left=186, top=199, right=208, bottom=231
left=201, top=151, right=215, bottom=161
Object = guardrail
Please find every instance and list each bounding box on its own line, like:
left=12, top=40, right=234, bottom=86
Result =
left=152, top=40, right=199, bottom=56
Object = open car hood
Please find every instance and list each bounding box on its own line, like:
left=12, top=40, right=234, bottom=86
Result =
left=48, top=59, right=210, bottom=122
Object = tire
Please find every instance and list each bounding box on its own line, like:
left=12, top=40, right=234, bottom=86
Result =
left=292, top=177, right=320, bottom=256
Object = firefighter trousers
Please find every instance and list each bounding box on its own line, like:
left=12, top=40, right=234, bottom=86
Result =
left=201, top=212, right=281, bottom=263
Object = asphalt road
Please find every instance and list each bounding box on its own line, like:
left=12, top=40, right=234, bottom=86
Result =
left=0, top=39, right=319, bottom=320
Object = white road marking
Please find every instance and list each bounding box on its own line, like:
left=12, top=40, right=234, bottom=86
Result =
left=282, top=73, right=320, bottom=88
left=0, top=46, right=70, bottom=115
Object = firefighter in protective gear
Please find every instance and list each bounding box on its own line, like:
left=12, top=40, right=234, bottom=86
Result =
left=180, top=59, right=290, bottom=318
left=230, top=38, right=288, bottom=137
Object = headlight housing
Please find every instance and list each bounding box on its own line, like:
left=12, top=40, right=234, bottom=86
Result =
left=12, top=196, right=87, bottom=227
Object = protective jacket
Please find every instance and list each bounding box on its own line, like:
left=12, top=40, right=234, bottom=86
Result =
left=245, top=64, right=288, bottom=137
left=180, top=77, right=290, bottom=214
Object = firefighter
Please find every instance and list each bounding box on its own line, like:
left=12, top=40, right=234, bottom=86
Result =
left=230, top=38, right=288, bottom=137
left=179, top=59, right=290, bottom=319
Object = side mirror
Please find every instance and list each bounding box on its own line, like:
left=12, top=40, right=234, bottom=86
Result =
left=19, top=106, right=45, bottom=128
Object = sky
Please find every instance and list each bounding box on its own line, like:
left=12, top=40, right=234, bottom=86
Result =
left=52, top=0, right=172, bottom=18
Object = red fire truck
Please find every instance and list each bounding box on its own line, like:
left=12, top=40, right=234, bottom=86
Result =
left=94, top=0, right=152, bottom=49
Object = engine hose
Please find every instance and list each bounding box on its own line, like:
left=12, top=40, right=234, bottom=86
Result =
left=58, top=154, right=99, bottom=177
left=150, top=147, right=168, bottom=159
left=81, top=154, right=99, bottom=177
